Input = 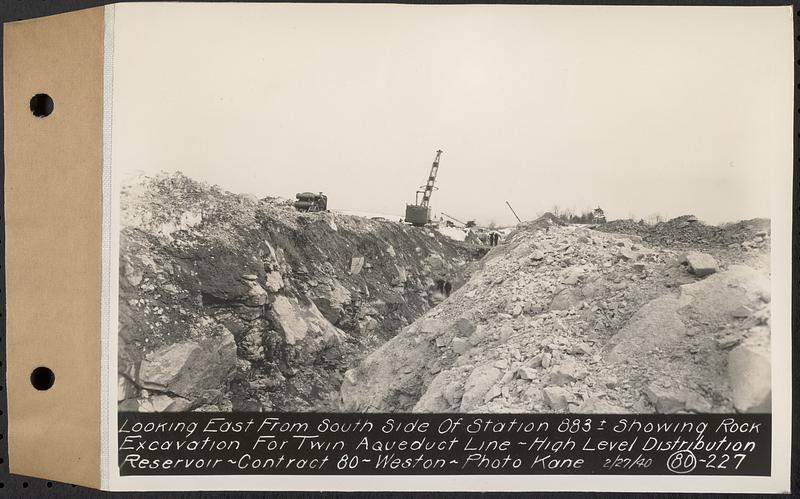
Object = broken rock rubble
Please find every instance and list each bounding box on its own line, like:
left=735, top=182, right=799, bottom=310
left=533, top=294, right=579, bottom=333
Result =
left=342, top=216, right=771, bottom=414
left=118, top=172, right=485, bottom=412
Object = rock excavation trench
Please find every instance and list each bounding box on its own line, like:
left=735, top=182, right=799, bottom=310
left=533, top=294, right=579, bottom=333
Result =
left=341, top=216, right=771, bottom=414
left=117, top=173, right=485, bottom=412
left=118, top=173, right=771, bottom=414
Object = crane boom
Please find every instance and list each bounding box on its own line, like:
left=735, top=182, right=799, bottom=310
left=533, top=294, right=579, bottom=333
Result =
left=405, top=149, right=443, bottom=227
left=418, top=149, right=442, bottom=207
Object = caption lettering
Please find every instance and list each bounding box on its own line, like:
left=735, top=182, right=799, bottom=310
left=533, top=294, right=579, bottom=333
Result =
left=118, top=413, right=770, bottom=475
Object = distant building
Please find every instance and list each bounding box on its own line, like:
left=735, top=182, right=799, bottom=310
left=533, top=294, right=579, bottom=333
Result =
left=591, top=207, right=606, bottom=223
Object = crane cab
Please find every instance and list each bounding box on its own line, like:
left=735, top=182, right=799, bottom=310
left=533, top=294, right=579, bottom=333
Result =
left=404, top=149, right=442, bottom=226
left=405, top=204, right=432, bottom=226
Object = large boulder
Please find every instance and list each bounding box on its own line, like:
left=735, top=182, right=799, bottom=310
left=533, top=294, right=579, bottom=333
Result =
left=418, top=318, right=445, bottom=334
left=549, top=358, right=588, bottom=386
left=413, top=372, right=459, bottom=412
left=118, top=375, right=138, bottom=402
left=451, top=337, right=470, bottom=354
left=574, top=397, right=628, bottom=414
left=312, top=280, right=351, bottom=325
left=642, top=384, right=713, bottom=414
left=137, top=326, right=237, bottom=402
left=680, top=265, right=770, bottom=324
left=728, top=340, right=771, bottom=413
left=269, top=295, right=345, bottom=350
left=244, top=281, right=269, bottom=307
left=454, top=318, right=476, bottom=337
left=684, top=252, right=718, bottom=277
left=542, top=386, right=569, bottom=412
left=550, top=288, right=583, bottom=311
left=349, top=256, right=365, bottom=275
left=460, top=364, right=502, bottom=412
left=606, top=265, right=768, bottom=362
left=340, top=327, right=438, bottom=412
left=561, top=267, right=585, bottom=285
left=643, top=384, right=689, bottom=413
left=605, top=294, right=689, bottom=362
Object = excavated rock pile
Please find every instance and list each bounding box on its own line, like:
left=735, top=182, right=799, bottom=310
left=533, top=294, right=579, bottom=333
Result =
left=596, top=215, right=770, bottom=250
left=118, top=173, right=486, bottom=412
left=342, top=216, right=771, bottom=414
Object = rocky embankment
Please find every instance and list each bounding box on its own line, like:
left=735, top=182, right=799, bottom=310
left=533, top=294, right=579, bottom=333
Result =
left=117, top=173, right=485, bottom=412
left=342, top=216, right=771, bottom=414
left=596, top=215, right=770, bottom=256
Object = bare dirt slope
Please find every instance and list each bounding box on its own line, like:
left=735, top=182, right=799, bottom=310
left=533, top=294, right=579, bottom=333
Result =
left=341, top=216, right=771, bottom=414
left=117, top=173, right=486, bottom=412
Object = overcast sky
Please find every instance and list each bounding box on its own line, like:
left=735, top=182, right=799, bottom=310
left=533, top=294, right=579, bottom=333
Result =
left=111, top=3, right=792, bottom=226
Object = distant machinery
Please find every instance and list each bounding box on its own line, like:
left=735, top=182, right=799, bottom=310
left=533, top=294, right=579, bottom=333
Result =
left=405, top=149, right=442, bottom=226
left=294, top=192, right=328, bottom=212
left=441, top=212, right=467, bottom=227
left=592, top=206, right=606, bottom=223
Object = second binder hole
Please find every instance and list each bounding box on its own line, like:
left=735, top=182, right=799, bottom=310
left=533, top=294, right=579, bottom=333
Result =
left=30, top=366, right=55, bottom=390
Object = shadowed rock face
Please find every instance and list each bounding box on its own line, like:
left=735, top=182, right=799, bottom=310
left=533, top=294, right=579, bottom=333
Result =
left=118, top=172, right=485, bottom=412
left=340, top=218, right=771, bottom=415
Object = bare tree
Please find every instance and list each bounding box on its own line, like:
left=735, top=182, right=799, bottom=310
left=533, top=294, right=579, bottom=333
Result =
left=644, top=213, right=665, bottom=225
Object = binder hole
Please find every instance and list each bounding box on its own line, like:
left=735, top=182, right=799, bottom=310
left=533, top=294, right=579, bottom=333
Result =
left=29, top=93, right=54, bottom=117
left=30, top=367, right=55, bottom=390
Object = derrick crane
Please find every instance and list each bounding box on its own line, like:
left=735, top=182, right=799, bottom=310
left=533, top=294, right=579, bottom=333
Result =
left=405, top=149, right=442, bottom=226
left=506, top=201, right=522, bottom=223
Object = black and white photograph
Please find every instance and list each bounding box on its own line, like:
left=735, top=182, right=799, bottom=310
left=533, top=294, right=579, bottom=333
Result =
left=114, top=3, right=784, bottom=417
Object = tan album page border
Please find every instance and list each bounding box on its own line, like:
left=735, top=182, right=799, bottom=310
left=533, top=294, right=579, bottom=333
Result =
left=4, top=6, right=105, bottom=488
